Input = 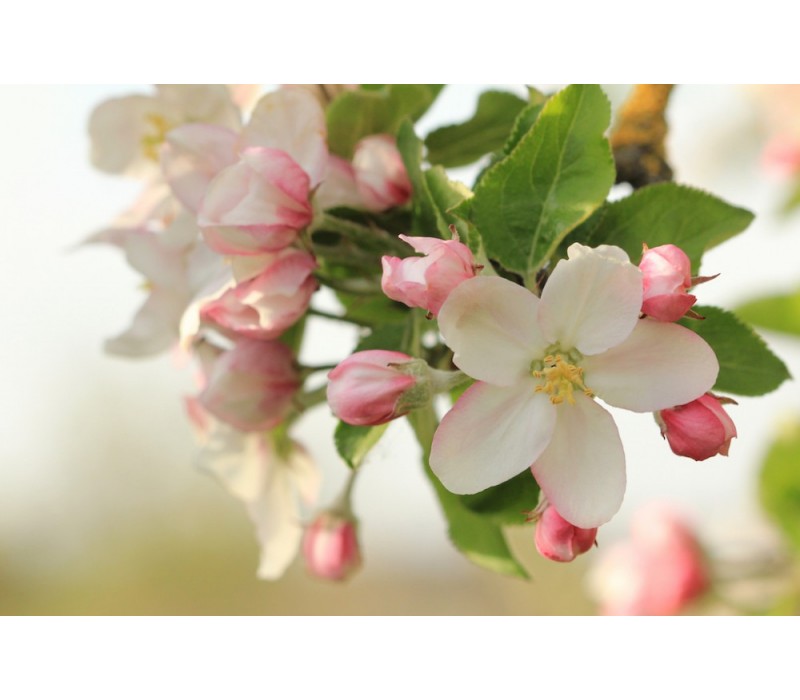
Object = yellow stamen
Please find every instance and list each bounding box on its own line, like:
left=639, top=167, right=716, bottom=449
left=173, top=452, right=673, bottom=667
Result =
left=532, top=354, right=594, bottom=405
left=140, top=113, right=172, bottom=162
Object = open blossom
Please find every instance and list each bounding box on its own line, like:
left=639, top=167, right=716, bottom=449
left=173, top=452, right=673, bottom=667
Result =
left=188, top=398, right=320, bottom=580
left=198, top=338, right=300, bottom=432
left=352, top=135, right=412, bottom=211
left=430, top=244, right=719, bottom=528
left=639, top=244, right=698, bottom=322
left=381, top=235, right=477, bottom=316
left=85, top=213, right=226, bottom=357
left=303, top=512, right=362, bottom=581
left=200, top=248, right=317, bottom=340
left=534, top=504, right=597, bottom=563
left=89, top=84, right=242, bottom=178
left=656, top=393, right=737, bottom=460
left=588, top=505, right=709, bottom=615
left=327, top=351, right=423, bottom=426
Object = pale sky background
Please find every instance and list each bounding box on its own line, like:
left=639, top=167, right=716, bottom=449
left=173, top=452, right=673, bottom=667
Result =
left=0, top=85, right=798, bottom=612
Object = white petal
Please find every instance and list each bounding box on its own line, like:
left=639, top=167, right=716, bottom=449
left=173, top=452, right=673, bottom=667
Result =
left=437, top=276, right=547, bottom=386
left=539, top=243, right=643, bottom=355
left=242, top=88, right=328, bottom=187
left=247, top=464, right=304, bottom=580
left=430, top=381, right=556, bottom=495
left=105, top=289, right=185, bottom=357
left=582, top=319, right=719, bottom=412
left=196, top=425, right=267, bottom=502
left=532, top=394, right=626, bottom=528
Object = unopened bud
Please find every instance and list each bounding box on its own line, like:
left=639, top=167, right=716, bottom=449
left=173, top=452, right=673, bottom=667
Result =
left=302, top=512, right=361, bottom=581
left=534, top=504, right=597, bottom=563
left=656, top=393, right=737, bottom=461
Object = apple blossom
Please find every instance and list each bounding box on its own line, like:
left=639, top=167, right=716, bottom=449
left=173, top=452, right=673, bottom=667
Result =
left=303, top=512, right=362, bottom=581
left=430, top=243, right=720, bottom=528
left=588, top=505, right=709, bottom=615
left=381, top=235, right=477, bottom=317
left=352, top=135, right=412, bottom=211
left=655, top=393, right=737, bottom=460
left=327, top=351, right=426, bottom=426
left=88, top=84, right=242, bottom=178
left=86, top=214, right=225, bottom=357
left=534, top=504, right=597, bottom=563
left=198, top=338, right=300, bottom=432
left=200, top=248, right=317, bottom=340
left=189, top=397, right=320, bottom=580
left=198, top=147, right=313, bottom=255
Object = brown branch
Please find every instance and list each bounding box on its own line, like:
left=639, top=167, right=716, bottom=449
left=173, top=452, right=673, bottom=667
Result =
left=610, top=84, right=675, bottom=188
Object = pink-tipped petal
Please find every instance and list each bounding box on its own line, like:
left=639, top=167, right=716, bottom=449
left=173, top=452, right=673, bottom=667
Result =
left=242, top=88, right=328, bottom=187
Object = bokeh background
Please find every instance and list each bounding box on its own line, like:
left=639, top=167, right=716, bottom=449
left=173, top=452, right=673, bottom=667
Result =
left=1, top=84, right=798, bottom=614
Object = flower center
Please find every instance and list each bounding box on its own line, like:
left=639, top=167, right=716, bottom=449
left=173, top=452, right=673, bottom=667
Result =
left=140, top=113, right=172, bottom=162
left=532, top=354, right=594, bottom=405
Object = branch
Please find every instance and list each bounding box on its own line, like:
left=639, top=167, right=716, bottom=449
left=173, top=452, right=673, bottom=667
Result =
left=610, top=84, right=675, bottom=188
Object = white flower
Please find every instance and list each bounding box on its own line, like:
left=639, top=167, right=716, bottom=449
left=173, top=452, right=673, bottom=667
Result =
left=189, top=398, right=320, bottom=579
left=429, top=244, right=719, bottom=528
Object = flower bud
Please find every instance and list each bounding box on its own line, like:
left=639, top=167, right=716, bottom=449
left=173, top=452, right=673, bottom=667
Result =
left=656, top=393, right=737, bottom=461
left=327, top=350, right=428, bottom=426
left=588, top=505, right=709, bottom=616
left=302, top=512, right=362, bottom=581
left=200, top=248, right=317, bottom=340
left=353, top=135, right=412, bottom=211
left=198, top=147, right=313, bottom=256
left=639, top=244, right=697, bottom=322
left=381, top=235, right=477, bottom=317
left=198, top=338, right=300, bottom=432
left=534, top=504, right=597, bottom=563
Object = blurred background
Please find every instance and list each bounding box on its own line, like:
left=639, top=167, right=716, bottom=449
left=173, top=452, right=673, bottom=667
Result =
left=1, top=84, right=798, bottom=615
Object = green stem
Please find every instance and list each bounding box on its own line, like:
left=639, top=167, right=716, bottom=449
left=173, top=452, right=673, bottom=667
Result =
left=312, top=212, right=409, bottom=256
left=314, top=272, right=382, bottom=296
left=306, top=307, right=374, bottom=327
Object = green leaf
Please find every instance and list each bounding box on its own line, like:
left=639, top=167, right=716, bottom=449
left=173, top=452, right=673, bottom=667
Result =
left=334, top=421, right=389, bottom=470
left=397, top=122, right=475, bottom=244
left=736, top=287, right=800, bottom=338
left=425, top=90, right=528, bottom=168
left=760, top=419, right=800, bottom=552
left=469, top=84, right=615, bottom=283
left=407, top=407, right=528, bottom=579
left=502, top=89, right=547, bottom=155
left=678, top=306, right=791, bottom=396
left=336, top=292, right=409, bottom=327
left=460, top=469, right=540, bottom=525
left=327, top=85, right=444, bottom=158
left=563, top=183, right=754, bottom=273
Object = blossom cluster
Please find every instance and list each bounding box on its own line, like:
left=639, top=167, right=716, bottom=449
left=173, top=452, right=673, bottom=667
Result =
left=86, top=84, right=777, bottom=612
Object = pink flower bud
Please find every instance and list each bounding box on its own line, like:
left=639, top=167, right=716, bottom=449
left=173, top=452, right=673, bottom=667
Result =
left=589, top=505, right=709, bottom=616
left=381, top=235, right=477, bottom=316
left=198, top=147, right=313, bottom=256
left=327, top=350, right=421, bottom=426
left=352, top=135, right=412, bottom=211
left=534, top=505, right=597, bottom=563
left=656, top=393, right=737, bottom=461
left=198, top=338, right=300, bottom=432
left=200, top=248, right=317, bottom=340
left=302, top=512, right=362, bottom=581
left=639, top=244, right=697, bottom=322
